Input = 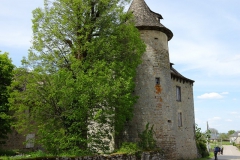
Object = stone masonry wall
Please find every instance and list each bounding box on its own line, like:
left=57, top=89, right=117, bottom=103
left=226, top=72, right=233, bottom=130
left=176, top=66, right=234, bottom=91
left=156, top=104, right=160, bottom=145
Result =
left=0, top=129, right=26, bottom=150
left=9, top=151, right=165, bottom=160
left=171, top=78, right=198, bottom=159
left=127, top=30, right=176, bottom=159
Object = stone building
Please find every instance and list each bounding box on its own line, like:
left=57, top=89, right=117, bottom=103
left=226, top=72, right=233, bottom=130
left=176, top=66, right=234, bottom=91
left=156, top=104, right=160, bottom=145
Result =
left=125, top=0, right=198, bottom=159
left=1, top=0, right=198, bottom=159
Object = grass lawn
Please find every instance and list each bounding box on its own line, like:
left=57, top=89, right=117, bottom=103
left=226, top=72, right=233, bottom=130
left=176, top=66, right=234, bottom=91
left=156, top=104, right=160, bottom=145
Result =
left=193, top=152, right=214, bottom=160
left=0, top=150, right=49, bottom=160
left=210, top=141, right=231, bottom=147
left=222, top=141, right=231, bottom=145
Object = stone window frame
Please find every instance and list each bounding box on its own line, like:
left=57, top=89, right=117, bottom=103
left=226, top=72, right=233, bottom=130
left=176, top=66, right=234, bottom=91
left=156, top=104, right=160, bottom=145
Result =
left=178, top=112, right=183, bottom=127
left=176, top=86, right=181, bottom=101
left=26, top=133, right=35, bottom=148
left=155, top=77, right=160, bottom=85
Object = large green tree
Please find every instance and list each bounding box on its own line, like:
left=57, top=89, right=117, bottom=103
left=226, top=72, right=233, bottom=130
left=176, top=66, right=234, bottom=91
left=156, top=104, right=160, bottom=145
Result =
left=10, top=0, right=145, bottom=154
left=0, top=51, right=14, bottom=144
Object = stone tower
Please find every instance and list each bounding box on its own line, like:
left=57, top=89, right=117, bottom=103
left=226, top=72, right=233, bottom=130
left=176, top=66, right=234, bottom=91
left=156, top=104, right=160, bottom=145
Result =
left=126, top=0, right=198, bottom=159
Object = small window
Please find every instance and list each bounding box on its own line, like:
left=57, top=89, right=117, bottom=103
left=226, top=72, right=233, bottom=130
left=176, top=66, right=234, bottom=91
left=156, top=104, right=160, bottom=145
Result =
left=26, top=134, right=35, bottom=148
left=155, top=77, right=160, bottom=85
left=176, top=86, right=181, bottom=101
left=178, top=112, right=182, bottom=127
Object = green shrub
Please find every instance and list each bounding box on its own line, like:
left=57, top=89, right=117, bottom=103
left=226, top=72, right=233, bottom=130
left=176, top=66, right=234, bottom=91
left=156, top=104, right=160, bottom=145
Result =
left=0, top=149, right=17, bottom=156
left=117, top=142, right=140, bottom=154
left=195, top=124, right=209, bottom=158
left=236, top=144, right=240, bottom=150
left=138, top=123, right=156, bottom=150
left=196, top=141, right=209, bottom=157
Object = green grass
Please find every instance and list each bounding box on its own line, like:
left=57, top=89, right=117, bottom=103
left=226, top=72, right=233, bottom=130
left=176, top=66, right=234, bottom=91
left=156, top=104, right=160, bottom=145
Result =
left=0, top=150, right=52, bottom=160
left=193, top=152, right=214, bottom=160
left=210, top=141, right=231, bottom=147
left=0, top=149, right=17, bottom=156
left=221, top=141, right=231, bottom=145
left=0, top=147, right=216, bottom=160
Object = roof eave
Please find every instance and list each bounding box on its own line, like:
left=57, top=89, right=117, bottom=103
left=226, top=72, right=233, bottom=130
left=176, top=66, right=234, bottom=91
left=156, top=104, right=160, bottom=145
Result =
left=136, top=26, right=173, bottom=41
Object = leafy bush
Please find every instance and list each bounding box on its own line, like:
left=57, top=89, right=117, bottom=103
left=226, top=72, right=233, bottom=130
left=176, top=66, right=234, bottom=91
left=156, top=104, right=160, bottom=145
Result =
left=195, top=124, right=209, bottom=157
left=196, top=141, right=209, bottom=157
left=116, top=123, right=157, bottom=154
left=138, top=123, right=156, bottom=150
left=236, top=144, right=240, bottom=150
left=117, top=142, right=140, bottom=154
left=0, top=149, right=17, bottom=156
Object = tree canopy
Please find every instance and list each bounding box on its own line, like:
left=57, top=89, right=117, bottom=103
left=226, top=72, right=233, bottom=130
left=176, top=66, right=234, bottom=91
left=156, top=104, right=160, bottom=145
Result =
left=228, top=130, right=235, bottom=136
left=10, top=0, right=145, bottom=154
left=0, top=51, right=14, bottom=144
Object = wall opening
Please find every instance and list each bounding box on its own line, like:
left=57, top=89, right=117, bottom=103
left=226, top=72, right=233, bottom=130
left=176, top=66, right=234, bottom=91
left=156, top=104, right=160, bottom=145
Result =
left=178, top=112, right=183, bottom=127
left=155, top=77, right=160, bottom=85
left=176, top=86, right=181, bottom=101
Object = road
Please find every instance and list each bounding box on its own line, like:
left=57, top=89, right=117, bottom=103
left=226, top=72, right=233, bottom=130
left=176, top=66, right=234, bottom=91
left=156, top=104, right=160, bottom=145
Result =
left=211, top=145, right=240, bottom=160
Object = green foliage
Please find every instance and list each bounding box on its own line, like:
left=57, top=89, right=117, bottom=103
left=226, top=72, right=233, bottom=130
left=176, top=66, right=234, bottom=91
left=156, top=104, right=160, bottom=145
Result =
left=0, top=51, right=14, bottom=144
left=0, top=149, right=17, bottom=156
left=138, top=123, right=156, bottom=150
left=221, top=140, right=231, bottom=145
left=205, top=129, right=211, bottom=140
left=28, top=150, right=47, bottom=158
left=236, top=144, right=240, bottom=150
left=218, top=133, right=229, bottom=140
left=228, top=130, right=235, bottom=137
left=195, top=124, right=209, bottom=158
left=117, top=142, right=140, bottom=154
left=193, top=152, right=214, bottom=160
left=116, top=123, right=157, bottom=154
left=10, top=0, right=145, bottom=155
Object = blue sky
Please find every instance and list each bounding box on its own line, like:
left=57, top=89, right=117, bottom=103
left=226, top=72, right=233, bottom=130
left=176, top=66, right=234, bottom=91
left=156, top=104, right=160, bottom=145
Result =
left=1, top=0, right=240, bottom=133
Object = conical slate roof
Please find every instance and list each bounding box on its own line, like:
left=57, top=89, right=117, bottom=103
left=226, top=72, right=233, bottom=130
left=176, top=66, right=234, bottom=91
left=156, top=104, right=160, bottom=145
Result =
left=128, top=0, right=173, bottom=41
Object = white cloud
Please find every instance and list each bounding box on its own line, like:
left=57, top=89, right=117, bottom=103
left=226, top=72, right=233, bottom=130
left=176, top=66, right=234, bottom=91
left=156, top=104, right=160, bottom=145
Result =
left=213, top=117, right=221, bottom=120
left=195, top=118, right=204, bottom=125
left=226, top=119, right=233, bottom=122
left=162, top=1, right=240, bottom=77
left=230, top=112, right=239, bottom=115
left=170, top=38, right=240, bottom=76
left=209, top=117, right=221, bottom=121
left=0, top=28, right=32, bottom=48
left=197, top=92, right=223, bottom=99
left=221, top=92, right=229, bottom=95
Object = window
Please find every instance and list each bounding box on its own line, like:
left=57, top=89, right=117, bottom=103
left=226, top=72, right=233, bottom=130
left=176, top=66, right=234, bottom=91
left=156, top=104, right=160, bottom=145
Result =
left=26, top=134, right=35, bottom=148
left=155, top=77, right=160, bottom=85
left=178, top=112, right=182, bottom=127
left=176, top=86, right=181, bottom=101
